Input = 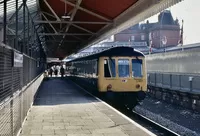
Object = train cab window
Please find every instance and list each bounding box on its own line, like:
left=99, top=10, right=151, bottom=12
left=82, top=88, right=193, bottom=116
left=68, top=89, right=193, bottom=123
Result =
left=118, top=59, right=130, bottom=78
left=104, top=59, right=116, bottom=77
left=132, top=59, right=143, bottom=77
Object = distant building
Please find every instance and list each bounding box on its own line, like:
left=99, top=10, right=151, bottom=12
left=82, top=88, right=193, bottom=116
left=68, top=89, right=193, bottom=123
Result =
left=67, top=10, right=181, bottom=58
left=114, top=10, right=181, bottom=49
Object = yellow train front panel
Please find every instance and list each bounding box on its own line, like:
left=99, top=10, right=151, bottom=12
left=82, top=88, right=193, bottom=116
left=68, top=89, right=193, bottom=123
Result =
left=98, top=57, right=147, bottom=92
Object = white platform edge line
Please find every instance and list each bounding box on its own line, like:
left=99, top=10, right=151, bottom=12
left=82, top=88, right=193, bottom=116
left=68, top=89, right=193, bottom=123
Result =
left=70, top=79, right=156, bottom=136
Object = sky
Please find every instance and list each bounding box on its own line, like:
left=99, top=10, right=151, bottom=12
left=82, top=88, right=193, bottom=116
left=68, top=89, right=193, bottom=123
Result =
left=144, top=0, right=200, bottom=45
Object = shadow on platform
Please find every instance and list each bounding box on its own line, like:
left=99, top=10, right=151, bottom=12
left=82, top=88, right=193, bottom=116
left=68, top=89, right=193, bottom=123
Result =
left=33, top=78, right=98, bottom=106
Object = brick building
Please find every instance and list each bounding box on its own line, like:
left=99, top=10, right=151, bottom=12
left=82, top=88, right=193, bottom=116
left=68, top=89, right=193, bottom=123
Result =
left=114, top=10, right=181, bottom=48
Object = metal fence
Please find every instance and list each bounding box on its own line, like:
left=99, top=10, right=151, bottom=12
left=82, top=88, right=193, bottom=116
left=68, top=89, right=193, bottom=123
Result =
left=0, top=44, right=45, bottom=136
left=148, top=72, right=200, bottom=94
left=0, top=0, right=47, bottom=135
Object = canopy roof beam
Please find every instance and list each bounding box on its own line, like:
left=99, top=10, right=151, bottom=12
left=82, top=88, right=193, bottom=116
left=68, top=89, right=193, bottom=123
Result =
left=64, top=0, right=82, bottom=33
left=41, top=12, right=57, bottom=33
left=44, top=0, right=60, bottom=21
left=42, top=11, right=57, bottom=19
left=34, top=20, right=112, bottom=24
left=59, top=0, right=83, bottom=48
left=38, top=33, right=93, bottom=36
left=45, top=40, right=79, bottom=43
left=60, top=0, right=111, bottom=21
left=72, top=24, right=94, bottom=34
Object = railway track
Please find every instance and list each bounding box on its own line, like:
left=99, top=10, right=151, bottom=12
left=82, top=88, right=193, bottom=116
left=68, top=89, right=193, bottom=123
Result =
left=124, top=108, right=180, bottom=136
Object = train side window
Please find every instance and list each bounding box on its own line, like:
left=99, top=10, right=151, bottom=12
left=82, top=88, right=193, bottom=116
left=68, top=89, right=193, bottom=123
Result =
left=118, top=59, right=130, bottom=78
left=104, top=59, right=116, bottom=77
left=104, top=60, right=110, bottom=77
left=132, top=59, right=143, bottom=77
left=93, top=60, right=98, bottom=77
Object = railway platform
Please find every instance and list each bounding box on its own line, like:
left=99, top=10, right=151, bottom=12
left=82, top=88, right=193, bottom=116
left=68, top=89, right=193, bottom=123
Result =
left=19, top=78, right=155, bottom=136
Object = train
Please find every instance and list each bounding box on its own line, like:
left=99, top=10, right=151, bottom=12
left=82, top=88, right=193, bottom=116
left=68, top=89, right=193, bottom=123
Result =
left=66, top=46, right=147, bottom=109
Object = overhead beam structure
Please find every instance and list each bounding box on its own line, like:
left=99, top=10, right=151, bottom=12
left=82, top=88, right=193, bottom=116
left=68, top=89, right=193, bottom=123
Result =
left=43, top=0, right=60, bottom=21
left=60, top=0, right=111, bottom=21
left=38, top=33, right=93, bottom=36
left=64, top=0, right=82, bottom=33
left=3, top=0, right=181, bottom=58
left=34, top=21, right=112, bottom=24
left=45, top=40, right=79, bottom=43
left=1, top=0, right=46, bottom=57
left=41, top=13, right=57, bottom=33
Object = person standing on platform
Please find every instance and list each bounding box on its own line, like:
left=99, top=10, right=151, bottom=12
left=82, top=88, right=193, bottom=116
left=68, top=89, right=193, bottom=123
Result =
left=60, top=66, right=65, bottom=77
left=49, top=67, right=53, bottom=77
left=54, top=67, right=58, bottom=77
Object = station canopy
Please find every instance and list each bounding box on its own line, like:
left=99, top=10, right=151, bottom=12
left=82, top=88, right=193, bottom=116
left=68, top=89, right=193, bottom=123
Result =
left=0, top=0, right=183, bottom=59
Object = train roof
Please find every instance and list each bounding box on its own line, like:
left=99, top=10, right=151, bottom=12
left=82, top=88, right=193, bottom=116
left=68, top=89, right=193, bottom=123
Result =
left=68, top=46, right=144, bottom=62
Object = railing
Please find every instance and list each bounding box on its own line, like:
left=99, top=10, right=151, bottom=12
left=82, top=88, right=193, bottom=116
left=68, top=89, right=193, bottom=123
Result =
left=0, top=44, right=45, bottom=136
left=148, top=72, right=200, bottom=94
left=0, top=74, right=44, bottom=136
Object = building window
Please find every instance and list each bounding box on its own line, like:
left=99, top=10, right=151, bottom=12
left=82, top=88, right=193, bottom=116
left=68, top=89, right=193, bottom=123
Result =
left=141, top=35, right=145, bottom=40
left=131, top=36, right=135, bottom=41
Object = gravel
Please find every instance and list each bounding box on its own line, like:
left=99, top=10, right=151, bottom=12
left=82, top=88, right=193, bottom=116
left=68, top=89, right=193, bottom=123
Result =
left=134, top=95, right=200, bottom=136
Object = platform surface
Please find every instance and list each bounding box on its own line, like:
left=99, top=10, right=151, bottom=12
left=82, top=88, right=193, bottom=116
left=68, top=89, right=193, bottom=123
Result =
left=20, top=78, right=154, bottom=136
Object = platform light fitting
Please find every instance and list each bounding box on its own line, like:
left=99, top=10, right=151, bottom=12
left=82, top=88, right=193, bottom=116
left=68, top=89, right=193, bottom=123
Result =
left=62, top=1, right=70, bottom=19
left=61, top=15, right=71, bottom=19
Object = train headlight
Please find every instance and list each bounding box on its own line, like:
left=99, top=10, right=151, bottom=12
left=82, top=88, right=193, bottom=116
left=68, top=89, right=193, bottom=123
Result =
left=136, top=84, right=140, bottom=89
left=107, top=84, right=112, bottom=91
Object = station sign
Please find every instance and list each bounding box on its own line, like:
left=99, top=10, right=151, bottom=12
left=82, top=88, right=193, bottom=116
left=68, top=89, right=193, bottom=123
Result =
left=13, top=51, right=23, bottom=67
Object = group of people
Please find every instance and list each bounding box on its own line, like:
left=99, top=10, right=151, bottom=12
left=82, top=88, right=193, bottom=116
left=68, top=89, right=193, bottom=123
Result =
left=48, top=65, right=65, bottom=77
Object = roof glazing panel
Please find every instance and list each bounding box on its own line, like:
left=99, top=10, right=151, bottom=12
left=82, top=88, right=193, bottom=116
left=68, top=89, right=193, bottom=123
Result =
left=0, top=0, right=38, bottom=20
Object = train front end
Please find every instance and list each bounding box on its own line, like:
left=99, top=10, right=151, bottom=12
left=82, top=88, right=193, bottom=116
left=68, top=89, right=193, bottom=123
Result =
left=98, top=51, right=147, bottom=108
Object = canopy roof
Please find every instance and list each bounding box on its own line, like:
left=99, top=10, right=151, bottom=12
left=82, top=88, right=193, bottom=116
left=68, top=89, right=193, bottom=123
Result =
left=0, top=0, right=183, bottom=59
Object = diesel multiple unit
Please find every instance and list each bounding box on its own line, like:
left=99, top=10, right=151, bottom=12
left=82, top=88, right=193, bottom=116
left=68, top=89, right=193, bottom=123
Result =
left=66, top=46, right=147, bottom=108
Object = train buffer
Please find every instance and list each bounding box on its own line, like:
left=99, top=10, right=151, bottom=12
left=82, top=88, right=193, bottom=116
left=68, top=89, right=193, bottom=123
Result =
left=19, top=78, right=155, bottom=136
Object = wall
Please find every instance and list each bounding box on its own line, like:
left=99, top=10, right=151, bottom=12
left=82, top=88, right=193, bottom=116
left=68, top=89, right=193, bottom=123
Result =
left=146, top=47, right=200, bottom=74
